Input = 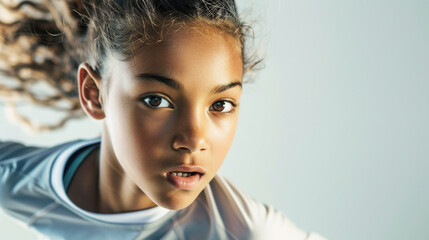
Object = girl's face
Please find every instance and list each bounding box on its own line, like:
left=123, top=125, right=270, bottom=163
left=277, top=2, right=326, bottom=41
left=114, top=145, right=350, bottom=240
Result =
left=101, top=26, right=243, bottom=210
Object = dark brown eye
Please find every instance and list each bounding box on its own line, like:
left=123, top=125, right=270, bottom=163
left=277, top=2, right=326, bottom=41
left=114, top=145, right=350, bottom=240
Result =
left=148, top=96, right=161, bottom=106
left=142, top=95, right=172, bottom=108
left=210, top=101, right=234, bottom=113
left=212, top=101, right=225, bottom=111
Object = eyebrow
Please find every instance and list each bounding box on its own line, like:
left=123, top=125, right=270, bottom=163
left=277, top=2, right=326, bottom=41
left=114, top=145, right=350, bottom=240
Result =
left=135, top=73, right=242, bottom=94
left=136, top=73, right=182, bottom=90
left=211, top=81, right=242, bottom=94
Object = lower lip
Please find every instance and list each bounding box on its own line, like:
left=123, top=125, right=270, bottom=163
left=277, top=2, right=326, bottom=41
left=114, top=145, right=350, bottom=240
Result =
left=166, top=172, right=202, bottom=190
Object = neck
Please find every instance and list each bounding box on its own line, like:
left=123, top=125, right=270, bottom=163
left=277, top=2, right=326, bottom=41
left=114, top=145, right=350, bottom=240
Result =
left=97, top=134, right=158, bottom=213
left=66, top=145, right=100, bottom=212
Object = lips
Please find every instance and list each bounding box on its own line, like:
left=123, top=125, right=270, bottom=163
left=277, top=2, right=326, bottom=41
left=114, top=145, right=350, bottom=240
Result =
left=168, top=165, right=206, bottom=175
left=166, top=165, right=205, bottom=190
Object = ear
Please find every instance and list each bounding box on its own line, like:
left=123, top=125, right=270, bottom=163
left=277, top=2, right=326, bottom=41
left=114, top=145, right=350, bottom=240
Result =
left=78, top=63, right=105, bottom=120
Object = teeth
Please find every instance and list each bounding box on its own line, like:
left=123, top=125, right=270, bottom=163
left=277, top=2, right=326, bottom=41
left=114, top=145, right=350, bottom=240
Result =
left=171, top=172, right=193, bottom=177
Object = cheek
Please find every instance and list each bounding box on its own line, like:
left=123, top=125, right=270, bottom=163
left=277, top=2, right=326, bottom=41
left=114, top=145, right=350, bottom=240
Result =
left=130, top=111, right=172, bottom=150
left=208, top=116, right=239, bottom=166
left=107, top=96, right=172, bottom=169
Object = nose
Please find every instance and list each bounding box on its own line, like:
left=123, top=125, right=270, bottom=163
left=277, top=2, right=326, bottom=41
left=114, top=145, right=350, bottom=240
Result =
left=171, top=107, right=208, bottom=153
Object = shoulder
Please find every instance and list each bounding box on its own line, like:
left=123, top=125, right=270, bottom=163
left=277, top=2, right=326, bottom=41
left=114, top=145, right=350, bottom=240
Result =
left=0, top=140, right=40, bottom=162
left=0, top=139, right=77, bottom=166
left=200, top=175, right=327, bottom=240
left=0, top=139, right=81, bottom=220
left=0, top=139, right=78, bottom=181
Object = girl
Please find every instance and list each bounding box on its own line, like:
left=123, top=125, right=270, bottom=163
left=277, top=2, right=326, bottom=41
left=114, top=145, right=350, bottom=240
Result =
left=0, top=0, right=326, bottom=239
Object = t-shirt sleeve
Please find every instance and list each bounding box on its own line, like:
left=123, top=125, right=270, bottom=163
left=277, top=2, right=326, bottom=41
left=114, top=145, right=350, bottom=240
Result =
left=252, top=204, right=327, bottom=240
left=214, top=176, right=327, bottom=240
left=0, top=141, right=40, bottom=208
left=0, top=141, right=38, bottom=163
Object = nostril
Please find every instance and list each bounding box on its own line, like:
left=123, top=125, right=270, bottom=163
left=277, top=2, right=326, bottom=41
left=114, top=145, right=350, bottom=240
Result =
left=177, top=146, right=192, bottom=152
left=173, top=146, right=207, bottom=153
left=172, top=137, right=208, bottom=152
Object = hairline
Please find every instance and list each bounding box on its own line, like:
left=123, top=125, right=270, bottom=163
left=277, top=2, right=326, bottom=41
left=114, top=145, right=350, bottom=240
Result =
left=97, top=18, right=244, bottom=97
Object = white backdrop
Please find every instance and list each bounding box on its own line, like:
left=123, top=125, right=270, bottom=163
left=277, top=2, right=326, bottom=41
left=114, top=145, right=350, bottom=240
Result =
left=1, top=0, right=428, bottom=239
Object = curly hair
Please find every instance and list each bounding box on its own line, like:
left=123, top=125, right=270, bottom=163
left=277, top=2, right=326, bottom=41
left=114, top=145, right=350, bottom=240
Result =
left=0, top=0, right=261, bottom=132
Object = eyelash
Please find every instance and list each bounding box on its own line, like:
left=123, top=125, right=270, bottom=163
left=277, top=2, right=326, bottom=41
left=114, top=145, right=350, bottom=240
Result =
left=141, top=94, right=173, bottom=108
left=209, top=100, right=236, bottom=113
left=140, top=94, right=237, bottom=113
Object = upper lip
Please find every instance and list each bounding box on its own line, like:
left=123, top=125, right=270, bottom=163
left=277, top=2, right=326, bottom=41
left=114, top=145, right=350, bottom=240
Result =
left=168, top=165, right=206, bottom=174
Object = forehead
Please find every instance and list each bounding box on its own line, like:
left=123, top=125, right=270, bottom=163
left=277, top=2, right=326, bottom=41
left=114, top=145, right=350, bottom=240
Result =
left=120, top=26, right=244, bottom=88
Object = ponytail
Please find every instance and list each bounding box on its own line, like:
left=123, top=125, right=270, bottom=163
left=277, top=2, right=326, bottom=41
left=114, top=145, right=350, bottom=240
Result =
left=0, top=0, right=88, bottom=131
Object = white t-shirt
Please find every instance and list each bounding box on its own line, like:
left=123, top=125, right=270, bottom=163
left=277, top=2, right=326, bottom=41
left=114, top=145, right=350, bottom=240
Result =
left=0, top=138, right=326, bottom=239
